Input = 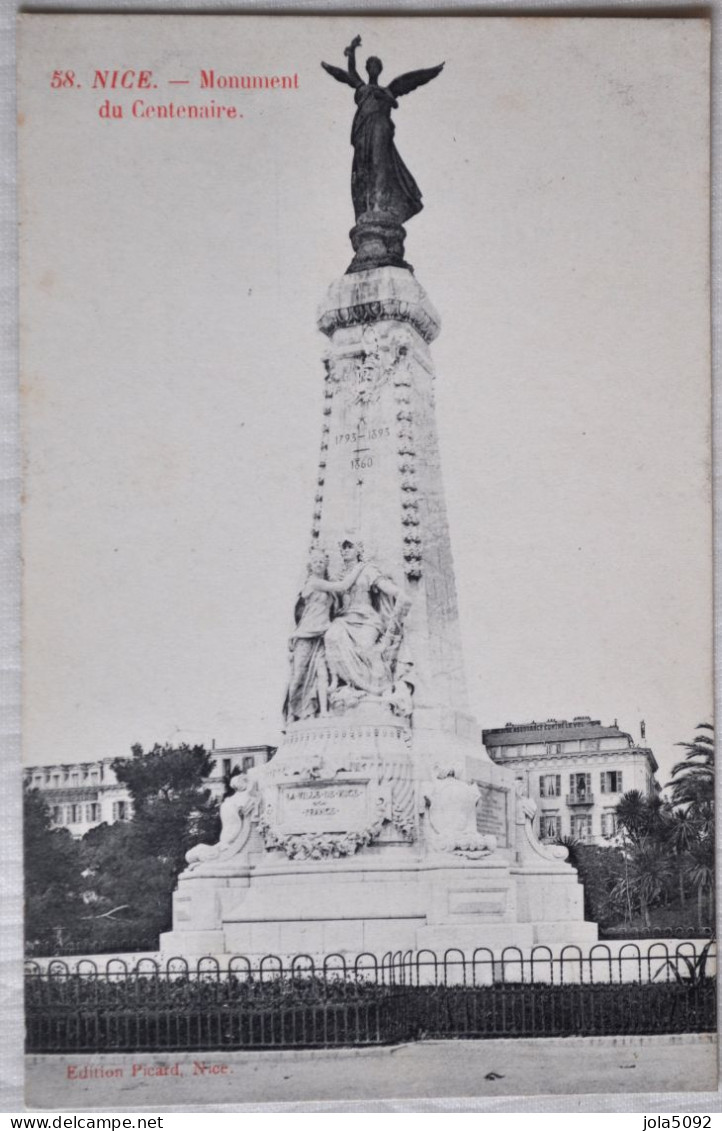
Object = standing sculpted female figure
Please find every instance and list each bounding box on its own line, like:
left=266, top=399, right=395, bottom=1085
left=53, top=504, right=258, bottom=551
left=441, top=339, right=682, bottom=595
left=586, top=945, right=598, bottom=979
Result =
left=321, top=36, right=444, bottom=223
left=284, top=548, right=365, bottom=723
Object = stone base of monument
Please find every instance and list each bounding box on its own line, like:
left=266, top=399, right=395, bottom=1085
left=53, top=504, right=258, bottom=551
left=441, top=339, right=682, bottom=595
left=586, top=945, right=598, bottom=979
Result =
left=160, top=843, right=597, bottom=959
left=160, top=864, right=597, bottom=963
left=161, top=717, right=598, bottom=958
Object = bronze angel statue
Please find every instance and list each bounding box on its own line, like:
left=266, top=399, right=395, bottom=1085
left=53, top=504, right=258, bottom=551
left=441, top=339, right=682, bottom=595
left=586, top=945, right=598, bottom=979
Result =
left=321, top=36, right=444, bottom=224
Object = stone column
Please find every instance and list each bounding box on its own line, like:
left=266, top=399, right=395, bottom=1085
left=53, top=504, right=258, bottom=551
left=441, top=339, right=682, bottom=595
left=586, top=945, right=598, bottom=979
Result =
left=315, top=266, right=483, bottom=768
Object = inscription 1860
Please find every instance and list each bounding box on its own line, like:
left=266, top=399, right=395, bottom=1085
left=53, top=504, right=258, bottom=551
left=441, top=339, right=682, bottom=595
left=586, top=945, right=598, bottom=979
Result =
left=335, top=424, right=390, bottom=473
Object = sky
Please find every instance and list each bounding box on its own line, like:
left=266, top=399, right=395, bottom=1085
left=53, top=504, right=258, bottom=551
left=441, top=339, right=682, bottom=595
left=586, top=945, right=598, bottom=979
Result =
left=19, top=15, right=712, bottom=785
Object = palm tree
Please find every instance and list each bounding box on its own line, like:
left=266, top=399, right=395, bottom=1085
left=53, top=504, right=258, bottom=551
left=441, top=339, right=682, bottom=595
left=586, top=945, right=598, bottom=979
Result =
left=686, top=839, right=715, bottom=933
left=669, top=723, right=714, bottom=829
left=615, top=790, right=667, bottom=850
left=610, top=838, right=673, bottom=928
left=661, top=806, right=699, bottom=908
left=613, top=791, right=677, bottom=925
left=667, top=723, right=714, bottom=931
left=606, top=727, right=715, bottom=934
left=631, top=847, right=673, bottom=928
left=614, top=790, right=650, bottom=848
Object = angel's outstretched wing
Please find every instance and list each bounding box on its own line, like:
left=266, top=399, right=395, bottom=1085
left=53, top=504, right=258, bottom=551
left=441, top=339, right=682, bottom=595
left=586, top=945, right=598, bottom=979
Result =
left=388, top=63, right=445, bottom=98
left=321, top=61, right=362, bottom=88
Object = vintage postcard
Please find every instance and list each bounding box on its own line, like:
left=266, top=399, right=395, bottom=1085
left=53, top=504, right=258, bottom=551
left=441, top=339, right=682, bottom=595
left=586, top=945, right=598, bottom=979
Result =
left=18, top=14, right=715, bottom=1108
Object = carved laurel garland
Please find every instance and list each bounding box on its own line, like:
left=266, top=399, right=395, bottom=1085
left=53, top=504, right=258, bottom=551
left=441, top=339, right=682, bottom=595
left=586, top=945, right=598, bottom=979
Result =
left=391, top=336, right=422, bottom=580
left=256, top=766, right=417, bottom=858
left=391, top=804, right=416, bottom=841
left=318, top=297, right=440, bottom=344
left=310, top=357, right=336, bottom=545
left=257, top=810, right=386, bottom=860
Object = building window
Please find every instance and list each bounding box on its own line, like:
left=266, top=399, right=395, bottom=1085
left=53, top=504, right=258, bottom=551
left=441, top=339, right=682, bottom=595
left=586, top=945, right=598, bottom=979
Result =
left=51, top=806, right=63, bottom=825
left=539, top=813, right=561, bottom=841
left=89, top=770, right=99, bottom=783
left=545, top=743, right=563, bottom=755
left=600, top=770, right=623, bottom=794
left=85, top=803, right=100, bottom=823
left=70, top=773, right=79, bottom=785
left=112, top=801, right=128, bottom=821
left=223, top=758, right=232, bottom=777
left=571, top=814, right=592, bottom=841
left=601, top=811, right=618, bottom=838
left=66, top=804, right=80, bottom=824
left=569, top=773, right=592, bottom=801
left=242, top=756, right=255, bottom=771
left=539, top=774, right=561, bottom=798
left=582, top=739, right=601, bottom=751
left=52, top=774, right=60, bottom=786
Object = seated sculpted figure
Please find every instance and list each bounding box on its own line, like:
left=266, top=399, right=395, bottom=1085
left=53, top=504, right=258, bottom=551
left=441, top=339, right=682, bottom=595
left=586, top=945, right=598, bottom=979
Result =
left=323, top=536, right=412, bottom=707
left=185, top=771, right=257, bottom=870
left=284, top=548, right=365, bottom=723
left=514, top=776, right=569, bottom=863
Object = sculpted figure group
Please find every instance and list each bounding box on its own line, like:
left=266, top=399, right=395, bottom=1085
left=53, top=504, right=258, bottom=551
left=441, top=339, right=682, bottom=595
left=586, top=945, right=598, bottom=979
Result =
left=284, top=536, right=413, bottom=722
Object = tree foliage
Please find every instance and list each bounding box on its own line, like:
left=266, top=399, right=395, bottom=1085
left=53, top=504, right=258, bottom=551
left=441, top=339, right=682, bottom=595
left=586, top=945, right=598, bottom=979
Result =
left=669, top=723, right=714, bottom=831
left=565, top=724, right=715, bottom=936
left=606, top=724, right=715, bottom=933
left=24, top=787, right=85, bottom=955
left=24, top=743, right=222, bottom=956
left=562, top=841, right=627, bottom=927
left=76, top=743, right=221, bottom=953
left=112, top=742, right=221, bottom=871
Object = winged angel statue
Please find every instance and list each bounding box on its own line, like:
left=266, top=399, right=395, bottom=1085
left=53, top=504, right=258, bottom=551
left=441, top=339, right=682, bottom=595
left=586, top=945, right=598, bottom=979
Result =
left=321, top=36, right=444, bottom=225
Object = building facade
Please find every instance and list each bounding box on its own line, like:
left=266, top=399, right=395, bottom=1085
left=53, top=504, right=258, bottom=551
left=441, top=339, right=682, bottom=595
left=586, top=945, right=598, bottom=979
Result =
left=482, top=717, right=659, bottom=845
left=23, top=744, right=276, bottom=838
left=28, top=720, right=659, bottom=847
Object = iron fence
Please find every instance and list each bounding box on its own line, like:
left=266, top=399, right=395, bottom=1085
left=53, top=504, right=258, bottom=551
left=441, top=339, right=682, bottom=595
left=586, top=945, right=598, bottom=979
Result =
left=25, top=941, right=716, bottom=1053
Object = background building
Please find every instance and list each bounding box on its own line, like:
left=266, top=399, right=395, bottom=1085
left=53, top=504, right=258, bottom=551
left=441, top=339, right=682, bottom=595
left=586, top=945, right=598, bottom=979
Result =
left=23, top=744, right=276, bottom=838
left=482, top=716, right=659, bottom=845
left=28, top=718, right=659, bottom=847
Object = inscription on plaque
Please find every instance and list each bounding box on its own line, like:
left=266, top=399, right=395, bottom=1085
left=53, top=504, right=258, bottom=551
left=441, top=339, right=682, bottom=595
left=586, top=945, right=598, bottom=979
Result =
left=449, top=889, right=507, bottom=918
left=278, top=778, right=370, bottom=834
left=476, top=783, right=510, bottom=846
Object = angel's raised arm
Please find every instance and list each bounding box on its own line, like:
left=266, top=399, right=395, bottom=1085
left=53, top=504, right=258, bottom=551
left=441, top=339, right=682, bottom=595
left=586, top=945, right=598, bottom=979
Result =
left=388, top=63, right=444, bottom=98
left=321, top=60, right=362, bottom=89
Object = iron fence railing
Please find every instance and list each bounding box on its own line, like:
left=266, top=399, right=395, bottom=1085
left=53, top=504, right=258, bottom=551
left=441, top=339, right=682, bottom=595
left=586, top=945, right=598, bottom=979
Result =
left=25, top=941, right=716, bottom=1053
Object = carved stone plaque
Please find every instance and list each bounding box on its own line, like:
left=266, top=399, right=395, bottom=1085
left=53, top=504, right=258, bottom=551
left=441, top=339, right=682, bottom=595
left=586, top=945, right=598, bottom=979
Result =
left=277, top=778, right=371, bottom=834
left=476, top=783, right=510, bottom=847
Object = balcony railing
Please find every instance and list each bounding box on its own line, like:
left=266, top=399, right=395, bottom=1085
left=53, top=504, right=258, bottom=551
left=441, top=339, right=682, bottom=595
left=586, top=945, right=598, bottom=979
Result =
left=566, top=792, right=595, bottom=806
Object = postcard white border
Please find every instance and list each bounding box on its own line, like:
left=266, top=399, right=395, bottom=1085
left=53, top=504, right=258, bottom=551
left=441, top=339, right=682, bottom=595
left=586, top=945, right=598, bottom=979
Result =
left=2, top=0, right=719, bottom=1115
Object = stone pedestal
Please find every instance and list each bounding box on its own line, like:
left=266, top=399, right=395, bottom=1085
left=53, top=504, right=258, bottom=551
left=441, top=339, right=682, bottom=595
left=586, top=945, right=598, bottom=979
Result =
left=161, top=847, right=596, bottom=958
left=161, top=266, right=598, bottom=960
left=347, top=212, right=411, bottom=274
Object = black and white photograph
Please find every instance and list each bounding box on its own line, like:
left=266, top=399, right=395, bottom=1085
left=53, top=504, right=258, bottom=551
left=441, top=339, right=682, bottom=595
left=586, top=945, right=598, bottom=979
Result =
left=17, top=13, right=715, bottom=1107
